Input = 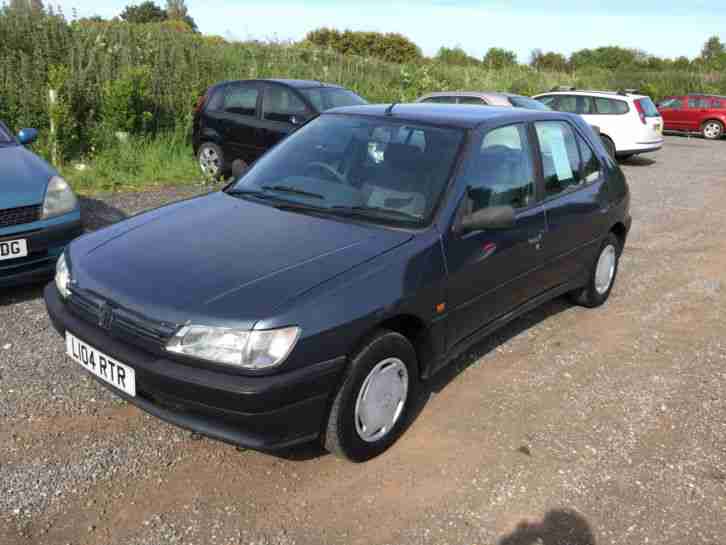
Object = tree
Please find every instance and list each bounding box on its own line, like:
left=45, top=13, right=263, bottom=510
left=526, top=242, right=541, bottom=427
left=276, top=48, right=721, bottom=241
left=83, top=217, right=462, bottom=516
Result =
left=165, top=0, right=197, bottom=32
left=530, top=49, right=568, bottom=72
left=8, top=0, right=43, bottom=11
left=482, top=47, right=517, bottom=69
left=435, top=46, right=480, bottom=66
left=120, top=1, right=167, bottom=24
left=701, top=36, right=725, bottom=62
left=305, top=28, right=422, bottom=64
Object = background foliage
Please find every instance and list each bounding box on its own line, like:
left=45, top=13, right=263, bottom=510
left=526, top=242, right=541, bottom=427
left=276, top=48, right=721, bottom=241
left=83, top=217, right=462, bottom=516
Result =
left=1, top=5, right=725, bottom=190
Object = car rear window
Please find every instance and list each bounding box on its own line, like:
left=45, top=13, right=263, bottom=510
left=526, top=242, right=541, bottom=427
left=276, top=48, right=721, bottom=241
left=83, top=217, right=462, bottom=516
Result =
left=711, top=99, right=725, bottom=109
left=594, top=98, right=629, bottom=115
left=300, top=88, right=366, bottom=111
left=508, top=96, right=551, bottom=111
left=637, top=97, right=660, bottom=117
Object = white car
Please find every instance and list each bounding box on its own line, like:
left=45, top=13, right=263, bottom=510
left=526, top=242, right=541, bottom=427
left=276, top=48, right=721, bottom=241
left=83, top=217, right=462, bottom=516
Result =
left=533, top=89, right=664, bottom=159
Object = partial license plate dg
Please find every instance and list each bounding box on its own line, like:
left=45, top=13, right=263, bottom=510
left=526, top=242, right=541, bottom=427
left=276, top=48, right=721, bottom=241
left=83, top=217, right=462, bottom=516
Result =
left=0, top=239, right=28, bottom=261
left=66, top=332, right=136, bottom=397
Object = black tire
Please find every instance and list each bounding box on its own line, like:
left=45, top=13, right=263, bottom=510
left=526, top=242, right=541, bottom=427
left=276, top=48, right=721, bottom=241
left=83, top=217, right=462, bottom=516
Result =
left=618, top=153, right=636, bottom=161
left=324, top=330, right=419, bottom=462
left=701, top=120, right=724, bottom=140
left=601, top=135, right=616, bottom=159
left=569, top=233, right=621, bottom=308
left=197, top=142, right=226, bottom=179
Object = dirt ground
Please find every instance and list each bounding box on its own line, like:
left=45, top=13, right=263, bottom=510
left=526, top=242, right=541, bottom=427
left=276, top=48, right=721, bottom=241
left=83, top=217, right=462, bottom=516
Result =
left=1, top=135, right=725, bottom=545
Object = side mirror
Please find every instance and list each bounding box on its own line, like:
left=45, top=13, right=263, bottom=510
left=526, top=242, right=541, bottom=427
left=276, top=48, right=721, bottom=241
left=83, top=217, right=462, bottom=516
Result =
left=231, top=159, right=249, bottom=179
left=460, top=205, right=516, bottom=233
left=17, top=128, right=38, bottom=145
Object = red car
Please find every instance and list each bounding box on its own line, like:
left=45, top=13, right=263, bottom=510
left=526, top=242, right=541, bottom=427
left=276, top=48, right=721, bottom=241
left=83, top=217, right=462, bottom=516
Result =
left=657, top=94, right=726, bottom=140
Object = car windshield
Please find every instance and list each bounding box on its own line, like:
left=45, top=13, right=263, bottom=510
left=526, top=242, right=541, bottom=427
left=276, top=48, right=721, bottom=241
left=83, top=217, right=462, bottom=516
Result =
left=508, top=96, right=551, bottom=111
left=300, top=88, right=367, bottom=111
left=0, top=122, right=13, bottom=144
left=229, top=114, right=464, bottom=226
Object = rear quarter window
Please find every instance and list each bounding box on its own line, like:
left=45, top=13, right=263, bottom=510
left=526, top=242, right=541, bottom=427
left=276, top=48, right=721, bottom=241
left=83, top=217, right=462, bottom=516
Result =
left=594, top=98, right=629, bottom=115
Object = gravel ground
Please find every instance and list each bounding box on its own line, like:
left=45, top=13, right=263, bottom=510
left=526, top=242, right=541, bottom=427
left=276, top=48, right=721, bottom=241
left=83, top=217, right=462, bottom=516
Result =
left=1, top=136, right=725, bottom=545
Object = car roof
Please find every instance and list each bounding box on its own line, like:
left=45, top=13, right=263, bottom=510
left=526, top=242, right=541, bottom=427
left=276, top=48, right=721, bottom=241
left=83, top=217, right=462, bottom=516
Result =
left=418, top=91, right=521, bottom=100
left=325, top=103, right=572, bottom=129
left=534, top=90, right=647, bottom=100
left=213, top=78, right=345, bottom=90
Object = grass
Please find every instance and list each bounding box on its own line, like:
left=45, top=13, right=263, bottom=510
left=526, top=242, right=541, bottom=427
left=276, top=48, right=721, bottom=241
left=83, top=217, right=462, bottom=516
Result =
left=61, top=133, right=201, bottom=194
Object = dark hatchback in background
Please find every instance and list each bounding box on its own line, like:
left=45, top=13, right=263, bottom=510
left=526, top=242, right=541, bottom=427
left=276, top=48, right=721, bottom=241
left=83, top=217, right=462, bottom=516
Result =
left=192, top=78, right=367, bottom=178
left=0, top=121, right=81, bottom=288
left=46, top=104, right=630, bottom=462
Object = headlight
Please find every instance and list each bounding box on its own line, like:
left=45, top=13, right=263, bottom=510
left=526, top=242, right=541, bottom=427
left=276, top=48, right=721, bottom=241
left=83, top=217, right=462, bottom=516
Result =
left=166, top=325, right=300, bottom=370
left=55, top=252, right=71, bottom=299
left=42, top=176, right=78, bottom=219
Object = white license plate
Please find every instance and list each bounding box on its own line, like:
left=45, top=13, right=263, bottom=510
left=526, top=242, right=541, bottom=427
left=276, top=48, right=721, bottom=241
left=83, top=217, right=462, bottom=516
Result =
left=0, top=239, right=28, bottom=261
left=655, top=124, right=663, bottom=134
left=66, top=332, right=136, bottom=397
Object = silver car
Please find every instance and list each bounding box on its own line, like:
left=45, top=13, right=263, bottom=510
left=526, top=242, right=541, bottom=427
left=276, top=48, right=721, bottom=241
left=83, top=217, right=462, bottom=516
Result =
left=417, top=91, right=550, bottom=110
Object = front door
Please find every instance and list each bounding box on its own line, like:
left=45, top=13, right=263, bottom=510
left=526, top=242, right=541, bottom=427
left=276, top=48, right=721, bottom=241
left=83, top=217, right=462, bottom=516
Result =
left=444, top=123, right=546, bottom=349
left=684, top=96, right=708, bottom=131
left=260, top=84, right=311, bottom=151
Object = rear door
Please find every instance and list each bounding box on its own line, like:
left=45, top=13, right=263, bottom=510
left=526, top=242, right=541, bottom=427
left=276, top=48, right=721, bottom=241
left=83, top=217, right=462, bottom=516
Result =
left=685, top=96, right=708, bottom=131
left=444, top=122, right=546, bottom=348
left=260, top=83, right=313, bottom=150
left=533, top=120, right=609, bottom=287
left=218, top=81, right=264, bottom=163
left=658, top=97, right=686, bottom=130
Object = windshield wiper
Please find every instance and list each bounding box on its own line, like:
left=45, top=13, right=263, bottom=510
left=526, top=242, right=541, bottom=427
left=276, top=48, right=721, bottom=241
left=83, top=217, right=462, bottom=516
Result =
left=227, top=188, right=326, bottom=213
left=329, top=205, right=422, bottom=223
left=261, top=185, right=325, bottom=200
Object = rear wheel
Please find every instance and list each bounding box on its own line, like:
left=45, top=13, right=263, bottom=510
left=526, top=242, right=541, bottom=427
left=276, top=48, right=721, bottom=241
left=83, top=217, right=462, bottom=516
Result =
left=569, top=233, right=621, bottom=308
left=601, top=135, right=616, bottom=159
left=198, top=142, right=225, bottom=179
left=702, top=120, right=724, bottom=140
left=324, top=330, right=418, bottom=462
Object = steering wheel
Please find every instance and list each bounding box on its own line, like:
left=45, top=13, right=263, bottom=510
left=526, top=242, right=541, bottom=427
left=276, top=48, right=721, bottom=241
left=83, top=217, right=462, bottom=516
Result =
left=304, top=161, right=347, bottom=184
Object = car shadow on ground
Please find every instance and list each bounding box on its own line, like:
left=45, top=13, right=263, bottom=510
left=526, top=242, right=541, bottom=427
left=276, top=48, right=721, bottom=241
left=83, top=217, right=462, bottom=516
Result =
left=268, top=296, right=574, bottom=462
left=619, top=156, right=656, bottom=167
left=79, top=196, right=128, bottom=232
left=0, top=282, right=45, bottom=306
left=498, top=508, right=596, bottom=545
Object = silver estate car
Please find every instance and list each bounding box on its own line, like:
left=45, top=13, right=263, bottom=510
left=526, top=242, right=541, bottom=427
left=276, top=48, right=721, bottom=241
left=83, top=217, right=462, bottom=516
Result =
left=417, top=91, right=550, bottom=111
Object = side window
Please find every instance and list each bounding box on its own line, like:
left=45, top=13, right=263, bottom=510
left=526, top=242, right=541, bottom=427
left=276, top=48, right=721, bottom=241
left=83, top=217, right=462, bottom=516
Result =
left=577, top=133, right=602, bottom=183
left=263, top=85, right=308, bottom=123
left=536, top=96, right=558, bottom=109
left=223, top=84, right=258, bottom=117
left=662, top=98, right=683, bottom=109
left=711, top=99, right=724, bottom=109
left=594, top=98, right=628, bottom=114
left=535, top=121, right=584, bottom=197
left=423, top=96, right=457, bottom=104
left=458, top=96, right=487, bottom=105
left=577, top=96, right=596, bottom=114
left=557, top=95, right=578, bottom=113
left=461, top=124, right=535, bottom=213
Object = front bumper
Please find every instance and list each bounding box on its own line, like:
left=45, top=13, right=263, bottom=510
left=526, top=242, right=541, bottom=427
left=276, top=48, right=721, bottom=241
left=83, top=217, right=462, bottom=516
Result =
left=0, top=212, right=82, bottom=288
left=44, top=284, right=346, bottom=451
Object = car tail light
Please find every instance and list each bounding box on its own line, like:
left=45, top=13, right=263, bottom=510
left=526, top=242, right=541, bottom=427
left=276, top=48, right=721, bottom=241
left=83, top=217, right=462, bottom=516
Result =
left=634, top=99, right=647, bottom=124
left=194, top=90, right=209, bottom=114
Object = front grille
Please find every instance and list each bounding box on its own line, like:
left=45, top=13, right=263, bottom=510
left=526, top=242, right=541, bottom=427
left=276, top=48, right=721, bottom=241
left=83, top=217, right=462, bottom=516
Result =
left=67, top=288, right=177, bottom=350
left=0, top=205, right=41, bottom=228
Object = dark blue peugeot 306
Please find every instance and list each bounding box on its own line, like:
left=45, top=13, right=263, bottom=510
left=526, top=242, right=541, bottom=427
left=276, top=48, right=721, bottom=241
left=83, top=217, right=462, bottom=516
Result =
left=45, top=104, right=631, bottom=462
left=1, top=121, right=81, bottom=288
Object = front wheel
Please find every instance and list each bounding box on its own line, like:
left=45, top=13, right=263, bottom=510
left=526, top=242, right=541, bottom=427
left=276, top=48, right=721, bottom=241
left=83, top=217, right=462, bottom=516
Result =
left=702, top=120, right=724, bottom=140
left=324, top=330, right=418, bottom=462
left=569, top=233, right=621, bottom=308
